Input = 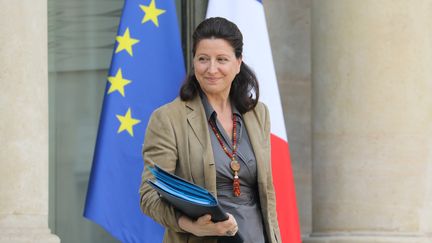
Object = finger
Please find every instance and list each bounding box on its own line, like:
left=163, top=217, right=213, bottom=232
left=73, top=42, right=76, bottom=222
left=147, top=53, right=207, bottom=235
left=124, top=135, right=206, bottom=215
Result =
left=224, top=223, right=238, bottom=237
left=225, top=213, right=238, bottom=227
left=230, top=225, right=238, bottom=235
left=228, top=228, right=236, bottom=236
left=196, top=214, right=212, bottom=225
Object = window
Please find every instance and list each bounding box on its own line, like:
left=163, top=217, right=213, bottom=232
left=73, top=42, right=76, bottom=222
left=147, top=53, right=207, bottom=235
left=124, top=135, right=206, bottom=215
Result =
left=48, top=0, right=207, bottom=242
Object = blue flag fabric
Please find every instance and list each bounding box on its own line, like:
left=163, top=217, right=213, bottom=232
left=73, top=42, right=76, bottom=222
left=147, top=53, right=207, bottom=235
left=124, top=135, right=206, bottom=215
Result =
left=84, top=0, right=185, bottom=242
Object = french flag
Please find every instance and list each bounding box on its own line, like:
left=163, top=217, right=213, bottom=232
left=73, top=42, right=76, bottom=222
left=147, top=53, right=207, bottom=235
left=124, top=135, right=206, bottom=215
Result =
left=207, top=0, right=301, bottom=242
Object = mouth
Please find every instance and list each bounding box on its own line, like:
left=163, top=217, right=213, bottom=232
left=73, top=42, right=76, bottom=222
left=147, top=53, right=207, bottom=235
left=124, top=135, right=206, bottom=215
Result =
left=205, top=77, right=221, bottom=82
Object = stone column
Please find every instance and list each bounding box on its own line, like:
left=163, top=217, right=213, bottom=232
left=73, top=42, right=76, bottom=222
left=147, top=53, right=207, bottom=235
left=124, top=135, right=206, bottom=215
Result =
left=0, top=1, right=60, bottom=243
left=306, top=1, right=432, bottom=242
left=264, top=0, right=312, bottom=238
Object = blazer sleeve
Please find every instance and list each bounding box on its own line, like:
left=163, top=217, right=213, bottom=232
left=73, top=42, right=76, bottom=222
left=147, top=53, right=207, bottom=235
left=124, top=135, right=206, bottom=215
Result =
left=139, top=107, right=185, bottom=233
left=262, top=104, right=282, bottom=242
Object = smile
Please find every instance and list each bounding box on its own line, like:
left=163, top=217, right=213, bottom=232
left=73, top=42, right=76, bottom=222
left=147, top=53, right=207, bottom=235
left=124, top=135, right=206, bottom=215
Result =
left=205, top=77, right=221, bottom=82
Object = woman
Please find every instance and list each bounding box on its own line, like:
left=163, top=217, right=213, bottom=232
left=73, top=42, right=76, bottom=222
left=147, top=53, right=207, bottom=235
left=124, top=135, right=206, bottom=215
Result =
left=139, top=17, right=281, bottom=243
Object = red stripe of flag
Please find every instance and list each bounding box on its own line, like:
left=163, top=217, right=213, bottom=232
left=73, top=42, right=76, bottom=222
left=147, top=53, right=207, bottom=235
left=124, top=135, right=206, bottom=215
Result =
left=271, top=134, right=301, bottom=243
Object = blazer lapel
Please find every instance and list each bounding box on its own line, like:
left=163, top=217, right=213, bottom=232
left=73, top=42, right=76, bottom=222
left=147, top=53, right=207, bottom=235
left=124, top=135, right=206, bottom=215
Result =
left=243, top=110, right=268, bottom=187
left=244, top=108, right=273, bottom=239
left=185, top=96, right=217, bottom=194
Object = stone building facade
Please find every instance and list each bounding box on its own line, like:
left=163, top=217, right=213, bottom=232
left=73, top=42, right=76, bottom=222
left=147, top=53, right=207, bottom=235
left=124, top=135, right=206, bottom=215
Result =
left=1, top=0, right=431, bottom=242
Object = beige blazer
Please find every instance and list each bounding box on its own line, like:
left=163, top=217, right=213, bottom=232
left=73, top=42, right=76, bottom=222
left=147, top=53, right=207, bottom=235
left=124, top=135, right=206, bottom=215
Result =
left=139, top=95, right=281, bottom=243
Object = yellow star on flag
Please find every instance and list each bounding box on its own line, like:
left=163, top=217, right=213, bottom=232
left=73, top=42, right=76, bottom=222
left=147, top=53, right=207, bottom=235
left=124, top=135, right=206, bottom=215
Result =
left=116, top=108, right=141, bottom=137
left=107, top=69, right=131, bottom=97
left=140, top=0, right=166, bottom=27
left=115, top=28, right=140, bottom=56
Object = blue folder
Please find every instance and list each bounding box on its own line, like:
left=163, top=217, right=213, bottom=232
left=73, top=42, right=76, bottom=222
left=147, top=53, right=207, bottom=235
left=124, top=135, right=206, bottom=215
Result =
left=146, top=165, right=244, bottom=242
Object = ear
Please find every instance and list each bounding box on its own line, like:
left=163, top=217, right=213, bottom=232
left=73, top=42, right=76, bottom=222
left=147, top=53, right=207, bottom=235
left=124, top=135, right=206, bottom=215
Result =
left=236, top=57, right=242, bottom=74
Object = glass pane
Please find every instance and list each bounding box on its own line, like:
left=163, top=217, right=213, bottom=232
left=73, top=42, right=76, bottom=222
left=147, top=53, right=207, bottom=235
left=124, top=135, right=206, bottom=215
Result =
left=48, top=0, right=122, bottom=242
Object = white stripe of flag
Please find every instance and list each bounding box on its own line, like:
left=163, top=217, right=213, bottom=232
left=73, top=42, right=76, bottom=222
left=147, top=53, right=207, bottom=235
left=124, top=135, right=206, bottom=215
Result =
left=206, top=0, right=301, bottom=242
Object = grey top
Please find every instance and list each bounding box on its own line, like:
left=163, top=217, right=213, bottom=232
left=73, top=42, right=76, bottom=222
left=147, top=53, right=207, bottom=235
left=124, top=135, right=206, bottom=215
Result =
left=201, top=94, right=266, bottom=243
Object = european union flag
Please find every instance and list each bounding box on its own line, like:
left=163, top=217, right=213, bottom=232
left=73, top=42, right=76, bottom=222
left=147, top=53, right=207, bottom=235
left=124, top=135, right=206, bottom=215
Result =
left=84, top=0, right=185, bottom=242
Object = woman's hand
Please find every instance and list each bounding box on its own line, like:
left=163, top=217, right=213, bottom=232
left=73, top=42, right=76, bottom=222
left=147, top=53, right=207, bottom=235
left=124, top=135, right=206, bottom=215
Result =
left=178, top=213, right=238, bottom=237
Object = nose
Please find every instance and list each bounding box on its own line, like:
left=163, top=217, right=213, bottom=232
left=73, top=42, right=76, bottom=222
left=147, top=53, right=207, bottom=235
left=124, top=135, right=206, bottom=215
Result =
left=207, top=60, right=218, bottom=74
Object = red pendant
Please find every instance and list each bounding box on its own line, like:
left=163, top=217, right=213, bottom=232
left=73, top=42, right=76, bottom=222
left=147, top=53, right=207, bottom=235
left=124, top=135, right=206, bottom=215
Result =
left=233, top=175, right=241, bottom=197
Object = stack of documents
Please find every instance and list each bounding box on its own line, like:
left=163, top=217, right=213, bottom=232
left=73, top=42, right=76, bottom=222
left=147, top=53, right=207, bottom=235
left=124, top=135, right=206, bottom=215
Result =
left=146, top=164, right=243, bottom=242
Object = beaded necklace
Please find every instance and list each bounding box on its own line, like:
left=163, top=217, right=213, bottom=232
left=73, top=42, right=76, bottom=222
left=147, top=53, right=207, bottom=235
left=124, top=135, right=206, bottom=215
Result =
left=209, top=115, right=241, bottom=197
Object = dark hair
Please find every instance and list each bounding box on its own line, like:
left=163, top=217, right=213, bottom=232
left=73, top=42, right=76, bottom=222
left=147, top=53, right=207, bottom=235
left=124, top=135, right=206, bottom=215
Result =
left=179, top=17, right=259, bottom=114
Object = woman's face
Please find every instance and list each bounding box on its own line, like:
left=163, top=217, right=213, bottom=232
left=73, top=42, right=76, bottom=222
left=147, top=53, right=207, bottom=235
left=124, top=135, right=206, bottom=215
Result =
left=193, top=38, right=242, bottom=98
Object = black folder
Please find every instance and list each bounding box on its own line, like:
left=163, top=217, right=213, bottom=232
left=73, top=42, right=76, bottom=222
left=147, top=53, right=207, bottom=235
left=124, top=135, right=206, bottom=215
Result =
left=146, top=165, right=243, bottom=243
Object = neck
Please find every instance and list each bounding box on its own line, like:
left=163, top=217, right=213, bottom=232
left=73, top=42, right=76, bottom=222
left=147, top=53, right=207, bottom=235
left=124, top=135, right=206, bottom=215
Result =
left=206, top=93, right=231, bottom=115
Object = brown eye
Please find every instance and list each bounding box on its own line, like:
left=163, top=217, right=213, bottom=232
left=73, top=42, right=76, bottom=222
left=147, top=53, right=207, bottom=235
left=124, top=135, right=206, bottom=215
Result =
left=197, top=57, right=208, bottom=62
left=218, top=58, right=228, bottom=63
